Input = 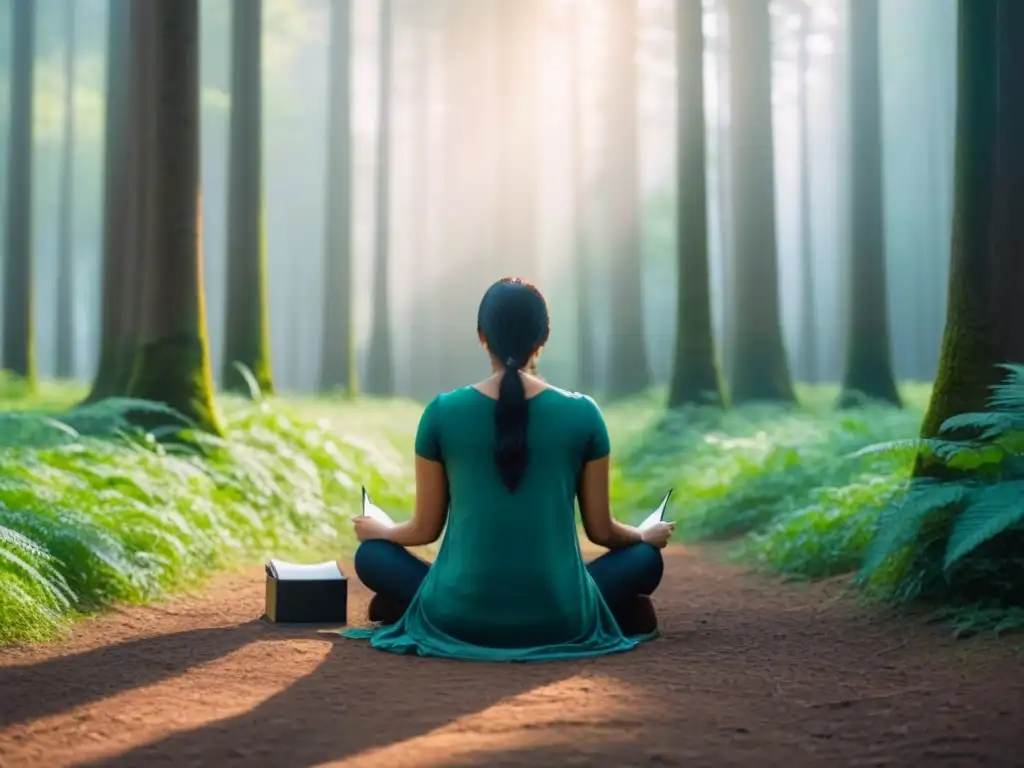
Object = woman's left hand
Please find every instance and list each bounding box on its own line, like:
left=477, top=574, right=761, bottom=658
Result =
left=351, top=515, right=393, bottom=542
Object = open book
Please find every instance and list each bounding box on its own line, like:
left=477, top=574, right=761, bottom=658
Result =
left=637, top=489, right=673, bottom=531
left=264, top=488, right=395, bottom=582
left=265, top=559, right=343, bottom=581
left=361, top=486, right=396, bottom=526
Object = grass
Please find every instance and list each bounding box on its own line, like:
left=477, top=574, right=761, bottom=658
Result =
left=0, top=380, right=419, bottom=644
left=3, top=372, right=1022, bottom=645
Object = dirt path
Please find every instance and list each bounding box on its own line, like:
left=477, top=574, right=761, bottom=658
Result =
left=1, top=545, right=1022, bottom=768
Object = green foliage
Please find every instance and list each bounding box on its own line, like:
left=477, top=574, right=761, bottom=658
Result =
left=608, top=384, right=928, bottom=573
left=854, top=364, right=1024, bottom=628
left=0, top=386, right=418, bottom=644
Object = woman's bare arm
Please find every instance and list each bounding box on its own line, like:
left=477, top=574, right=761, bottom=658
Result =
left=383, top=456, right=449, bottom=547
left=577, top=456, right=643, bottom=548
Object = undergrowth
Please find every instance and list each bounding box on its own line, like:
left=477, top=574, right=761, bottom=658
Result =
left=609, top=384, right=928, bottom=580
left=0, top=385, right=418, bottom=644
left=851, top=364, right=1024, bottom=636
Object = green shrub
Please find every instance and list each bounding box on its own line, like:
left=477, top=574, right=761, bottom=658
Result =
left=0, top=391, right=418, bottom=644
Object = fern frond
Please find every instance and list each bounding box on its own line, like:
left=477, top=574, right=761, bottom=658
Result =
left=943, top=480, right=1024, bottom=570
left=860, top=480, right=969, bottom=578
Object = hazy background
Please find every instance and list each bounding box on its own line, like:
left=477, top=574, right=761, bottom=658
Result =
left=0, top=0, right=957, bottom=396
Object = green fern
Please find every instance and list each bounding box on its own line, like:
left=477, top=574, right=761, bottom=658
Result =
left=943, top=480, right=1024, bottom=570
left=860, top=480, right=968, bottom=579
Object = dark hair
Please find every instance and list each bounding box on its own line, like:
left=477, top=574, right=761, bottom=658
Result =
left=477, top=278, right=551, bottom=492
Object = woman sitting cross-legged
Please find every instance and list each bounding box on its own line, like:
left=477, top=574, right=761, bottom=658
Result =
left=342, top=277, right=674, bottom=662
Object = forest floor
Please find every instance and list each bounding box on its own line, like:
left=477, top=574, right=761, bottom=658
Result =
left=2, top=541, right=1023, bottom=768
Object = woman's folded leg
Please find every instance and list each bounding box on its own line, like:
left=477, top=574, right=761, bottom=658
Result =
left=585, top=542, right=665, bottom=634
left=353, top=540, right=430, bottom=623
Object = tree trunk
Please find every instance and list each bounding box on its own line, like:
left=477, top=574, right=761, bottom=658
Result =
left=569, top=1, right=595, bottom=392
left=918, top=0, right=1024, bottom=447
left=668, top=0, right=724, bottom=408
left=85, top=0, right=132, bottom=403
left=714, top=5, right=735, bottom=385
left=3, top=0, right=36, bottom=385
left=494, top=0, right=540, bottom=278
left=55, top=0, right=76, bottom=380
left=365, top=0, right=394, bottom=396
left=726, top=0, right=796, bottom=404
left=836, top=0, right=900, bottom=408
left=125, top=0, right=223, bottom=434
left=318, top=0, right=356, bottom=395
left=406, top=21, right=434, bottom=401
left=796, top=8, right=817, bottom=385
left=605, top=0, right=651, bottom=400
left=222, top=0, right=273, bottom=397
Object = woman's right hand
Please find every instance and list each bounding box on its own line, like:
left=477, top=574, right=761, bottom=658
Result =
left=640, top=521, right=675, bottom=549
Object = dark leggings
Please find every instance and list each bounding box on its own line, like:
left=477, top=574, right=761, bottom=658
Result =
left=354, top=539, right=664, bottom=612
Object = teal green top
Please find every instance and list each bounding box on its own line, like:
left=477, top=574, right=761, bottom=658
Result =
left=342, top=385, right=653, bottom=662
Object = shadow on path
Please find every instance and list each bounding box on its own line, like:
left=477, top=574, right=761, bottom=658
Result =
left=83, top=636, right=574, bottom=767
left=0, top=621, right=264, bottom=729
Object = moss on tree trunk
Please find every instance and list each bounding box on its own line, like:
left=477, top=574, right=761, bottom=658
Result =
left=2, top=0, right=36, bottom=386
left=668, top=0, right=724, bottom=409
left=125, top=0, right=223, bottom=436
left=917, top=1, right=1024, bottom=466
left=837, top=0, right=900, bottom=409
left=319, top=0, right=356, bottom=395
left=222, top=0, right=274, bottom=397
left=605, top=0, right=651, bottom=400
left=726, top=0, right=796, bottom=405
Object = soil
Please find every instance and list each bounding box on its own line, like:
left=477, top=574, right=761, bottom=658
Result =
left=2, top=544, right=1023, bottom=768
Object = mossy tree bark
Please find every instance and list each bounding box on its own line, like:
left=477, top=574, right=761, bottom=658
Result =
left=726, top=0, right=796, bottom=404
left=319, top=0, right=356, bottom=395
left=125, top=0, right=223, bottom=435
left=605, top=0, right=651, bottom=400
left=86, top=0, right=133, bottom=403
left=668, top=0, right=724, bottom=409
left=917, top=0, right=1024, bottom=451
left=365, top=0, right=394, bottom=396
left=795, top=5, right=818, bottom=385
left=55, top=0, right=76, bottom=380
left=222, top=0, right=274, bottom=397
left=837, top=0, right=900, bottom=408
left=3, top=0, right=36, bottom=386
left=569, top=1, right=596, bottom=393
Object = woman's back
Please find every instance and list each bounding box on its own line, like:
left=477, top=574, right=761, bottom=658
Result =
left=351, top=384, right=639, bottom=660
left=418, top=385, right=608, bottom=647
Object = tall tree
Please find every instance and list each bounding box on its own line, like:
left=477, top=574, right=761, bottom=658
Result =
left=837, top=0, right=900, bottom=407
left=3, top=0, right=36, bottom=385
left=365, top=0, right=395, bottom=395
left=668, top=0, right=724, bottom=408
left=494, top=0, right=541, bottom=277
left=125, top=0, right=223, bottom=434
left=795, top=2, right=817, bottom=384
left=569, top=0, right=595, bottom=393
left=918, top=0, right=1024, bottom=445
left=726, top=0, right=796, bottom=403
left=713, top=0, right=735, bottom=384
left=605, top=0, right=651, bottom=399
left=222, top=0, right=274, bottom=396
left=319, top=0, right=356, bottom=394
left=85, top=0, right=133, bottom=403
left=55, top=0, right=76, bottom=380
